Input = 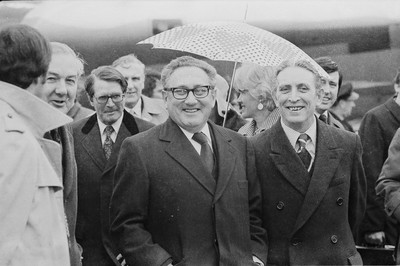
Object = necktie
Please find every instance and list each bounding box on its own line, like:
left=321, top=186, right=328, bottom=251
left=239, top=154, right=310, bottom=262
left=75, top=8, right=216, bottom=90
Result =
left=192, top=132, right=215, bottom=173
left=296, top=133, right=312, bottom=170
left=319, top=113, right=328, bottom=124
left=103, top=126, right=114, bottom=160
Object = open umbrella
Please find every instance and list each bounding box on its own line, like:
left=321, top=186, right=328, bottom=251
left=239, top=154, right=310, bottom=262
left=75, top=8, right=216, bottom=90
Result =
left=138, top=21, right=329, bottom=126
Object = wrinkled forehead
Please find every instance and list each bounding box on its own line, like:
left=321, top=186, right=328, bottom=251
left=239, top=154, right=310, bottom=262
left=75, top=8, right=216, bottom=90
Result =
left=167, top=66, right=212, bottom=87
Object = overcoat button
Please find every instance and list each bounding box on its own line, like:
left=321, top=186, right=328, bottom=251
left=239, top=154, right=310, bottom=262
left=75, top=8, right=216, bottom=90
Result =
left=276, top=201, right=285, bottom=210
left=331, top=235, right=338, bottom=244
left=7, top=113, right=12, bottom=118
left=291, top=239, right=300, bottom=246
left=336, top=197, right=344, bottom=206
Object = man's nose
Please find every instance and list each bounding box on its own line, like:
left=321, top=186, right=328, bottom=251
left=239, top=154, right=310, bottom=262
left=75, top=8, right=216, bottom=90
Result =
left=288, top=89, right=299, bottom=102
left=184, top=91, right=198, bottom=104
left=105, top=97, right=116, bottom=107
left=55, top=80, right=68, bottom=95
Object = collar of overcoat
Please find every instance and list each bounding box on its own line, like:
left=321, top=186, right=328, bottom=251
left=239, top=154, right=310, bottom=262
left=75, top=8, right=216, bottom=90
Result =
left=159, top=118, right=237, bottom=203
left=80, top=110, right=139, bottom=173
left=269, top=119, right=344, bottom=233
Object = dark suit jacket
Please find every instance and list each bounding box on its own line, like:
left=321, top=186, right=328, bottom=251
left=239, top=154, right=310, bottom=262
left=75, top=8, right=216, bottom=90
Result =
left=251, top=119, right=366, bottom=265
left=358, top=97, right=400, bottom=245
left=58, top=125, right=82, bottom=266
left=209, top=103, right=246, bottom=132
left=110, top=118, right=267, bottom=266
left=72, top=111, right=154, bottom=266
left=327, top=111, right=345, bottom=130
left=376, top=128, right=400, bottom=263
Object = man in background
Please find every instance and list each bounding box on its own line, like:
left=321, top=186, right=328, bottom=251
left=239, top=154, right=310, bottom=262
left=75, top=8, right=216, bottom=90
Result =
left=357, top=68, right=400, bottom=247
left=72, top=66, right=153, bottom=265
left=314, top=56, right=345, bottom=129
left=112, top=54, right=168, bottom=125
left=0, top=24, right=70, bottom=266
left=329, top=82, right=359, bottom=132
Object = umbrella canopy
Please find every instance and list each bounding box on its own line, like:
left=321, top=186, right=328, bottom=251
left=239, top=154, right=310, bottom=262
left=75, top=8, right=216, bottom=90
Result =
left=138, top=21, right=329, bottom=79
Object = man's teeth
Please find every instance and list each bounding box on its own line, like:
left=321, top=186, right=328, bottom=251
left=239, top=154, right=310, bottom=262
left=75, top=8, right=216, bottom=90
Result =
left=185, top=109, right=198, bottom=113
left=288, top=107, right=302, bottom=111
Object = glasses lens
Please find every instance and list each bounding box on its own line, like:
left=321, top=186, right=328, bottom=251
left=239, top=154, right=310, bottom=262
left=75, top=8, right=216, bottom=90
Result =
left=111, top=95, right=123, bottom=102
left=97, top=96, right=108, bottom=104
left=193, top=86, right=209, bottom=98
left=172, top=87, right=188, bottom=99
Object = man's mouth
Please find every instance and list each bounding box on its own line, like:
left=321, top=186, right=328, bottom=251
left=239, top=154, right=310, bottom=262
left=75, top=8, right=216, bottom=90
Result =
left=51, top=99, right=67, bottom=107
left=287, top=106, right=303, bottom=111
left=183, top=108, right=200, bottom=113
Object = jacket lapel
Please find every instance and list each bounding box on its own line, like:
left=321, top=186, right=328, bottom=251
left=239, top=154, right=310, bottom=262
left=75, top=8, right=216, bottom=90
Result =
left=81, top=114, right=107, bottom=170
left=210, top=123, right=236, bottom=203
left=293, top=120, right=344, bottom=233
left=162, top=119, right=216, bottom=196
left=269, top=122, right=309, bottom=196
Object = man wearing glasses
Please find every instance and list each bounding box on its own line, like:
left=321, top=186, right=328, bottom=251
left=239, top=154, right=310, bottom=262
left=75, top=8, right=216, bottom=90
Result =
left=71, top=66, right=154, bottom=266
left=110, top=56, right=267, bottom=266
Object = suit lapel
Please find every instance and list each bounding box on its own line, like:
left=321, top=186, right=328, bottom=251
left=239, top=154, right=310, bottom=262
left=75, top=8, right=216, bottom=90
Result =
left=210, top=123, right=236, bottom=203
left=269, top=122, right=309, bottom=195
left=81, top=118, right=107, bottom=170
left=293, top=120, right=344, bottom=233
left=162, top=119, right=216, bottom=196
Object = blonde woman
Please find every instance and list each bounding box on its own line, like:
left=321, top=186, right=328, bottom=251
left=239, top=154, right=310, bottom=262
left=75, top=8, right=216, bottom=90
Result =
left=234, top=63, right=280, bottom=136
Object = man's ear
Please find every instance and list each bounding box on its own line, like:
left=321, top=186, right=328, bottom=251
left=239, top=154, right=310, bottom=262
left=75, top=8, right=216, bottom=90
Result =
left=88, top=94, right=95, bottom=107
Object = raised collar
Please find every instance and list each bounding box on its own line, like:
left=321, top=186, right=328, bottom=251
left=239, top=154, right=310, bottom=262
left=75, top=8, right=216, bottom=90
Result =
left=0, top=81, right=72, bottom=137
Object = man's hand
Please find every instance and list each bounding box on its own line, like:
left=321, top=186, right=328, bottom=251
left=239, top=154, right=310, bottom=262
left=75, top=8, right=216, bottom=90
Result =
left=364, top=231, right=386, bottom=246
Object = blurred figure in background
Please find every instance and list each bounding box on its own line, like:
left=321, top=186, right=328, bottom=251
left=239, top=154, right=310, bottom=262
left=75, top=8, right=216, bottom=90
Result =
left=142, top=69, right=163, bottom=99
left=0, top=24, right=70, bottom=266
left=234, top=63, right=280, bottom=136
left=209, top=74, right=246, bottom=132
left=357, top=68, right=400, bottom=247
left=329, top=82, right=359, bottom=132
left=112, top=54, right=168, bottom=125
left=314, top=56, right=345, bottom=129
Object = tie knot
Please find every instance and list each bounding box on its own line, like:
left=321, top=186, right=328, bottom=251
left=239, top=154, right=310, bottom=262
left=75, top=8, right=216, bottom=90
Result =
left=297, top=133, right=309, bottom=150
left=319, top=113, right=328, bottom=123
left=192, top=132, right=208, bottom=145
left=104, top=125, right=114, bottom=137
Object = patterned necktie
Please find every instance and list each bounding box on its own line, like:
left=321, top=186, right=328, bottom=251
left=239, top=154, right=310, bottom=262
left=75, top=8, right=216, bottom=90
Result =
left=319, top=113, right=328, bottom=124
left=296, top=133, right=312, bottom=170
left=192, top=132, right=215, bottom=173
left=103, top=126, right=114, bottom=160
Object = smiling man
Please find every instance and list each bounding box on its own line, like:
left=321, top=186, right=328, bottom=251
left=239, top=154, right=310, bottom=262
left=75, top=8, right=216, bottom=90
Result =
left=112, top=54, right=168, bottom=125
left=251, top=59, right=366, bottom=265
left=314, top=56, right=345, bottom=129
left=110, top=56, right=267, bottom=266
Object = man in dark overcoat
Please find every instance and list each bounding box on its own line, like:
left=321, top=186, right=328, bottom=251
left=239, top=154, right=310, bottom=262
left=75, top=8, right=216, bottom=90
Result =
left=110, top=56, right=267, bottom=266
left=251, top=59, right=366, bottom=265
left=72, top=66, right=153, bottom=265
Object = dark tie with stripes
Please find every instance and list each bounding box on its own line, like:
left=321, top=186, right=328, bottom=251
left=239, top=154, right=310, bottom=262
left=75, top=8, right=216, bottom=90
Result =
left=296, top=133, right=311, bottom=170
left=103, top=126, right=114, bottom=160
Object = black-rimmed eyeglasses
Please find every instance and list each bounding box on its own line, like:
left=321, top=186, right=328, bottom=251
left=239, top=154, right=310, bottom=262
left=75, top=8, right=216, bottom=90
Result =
left=164, top=85, right=213, bottom=100
left=94, top=94, right=124, bottom=104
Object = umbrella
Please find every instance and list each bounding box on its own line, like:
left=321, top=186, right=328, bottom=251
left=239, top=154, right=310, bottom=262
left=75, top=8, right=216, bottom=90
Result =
left=138, top=21, right=329, bottom=126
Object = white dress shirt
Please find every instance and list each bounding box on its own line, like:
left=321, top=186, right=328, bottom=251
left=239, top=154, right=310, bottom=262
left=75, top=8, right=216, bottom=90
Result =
left=97, top=113, right=124, bottom=145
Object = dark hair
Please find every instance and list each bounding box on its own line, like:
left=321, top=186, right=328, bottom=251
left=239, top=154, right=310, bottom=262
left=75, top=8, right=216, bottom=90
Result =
left=314, top=56, right=343, bottom=89
left=84, top=66, right=127, bottom=97
left=0, top=24, right=51, bottom=89
left=143, top=70, right=161, bottom=98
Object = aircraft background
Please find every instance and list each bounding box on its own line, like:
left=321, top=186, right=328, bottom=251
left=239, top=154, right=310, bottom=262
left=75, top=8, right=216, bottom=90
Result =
left=1, top=0, right=400, bottom=128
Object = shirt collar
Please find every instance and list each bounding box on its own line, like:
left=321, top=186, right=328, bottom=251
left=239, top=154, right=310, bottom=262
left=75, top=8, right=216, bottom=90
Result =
left=97, top=112, right=124, bottom=136
left=179, top=123, right=212, bottom=144
left=280, top=115, right=317, bottom=149
left=0, top=81, right=72, bottom=137
left=132, top=97, right=143, bottom=117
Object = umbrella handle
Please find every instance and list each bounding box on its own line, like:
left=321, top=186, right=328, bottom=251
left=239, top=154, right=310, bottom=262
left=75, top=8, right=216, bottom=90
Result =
left=222, top=61, right=238, bottom=128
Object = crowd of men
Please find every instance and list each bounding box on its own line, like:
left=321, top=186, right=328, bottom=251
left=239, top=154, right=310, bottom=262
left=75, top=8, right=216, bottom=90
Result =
left=1, top=23, right=400, bottom=266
